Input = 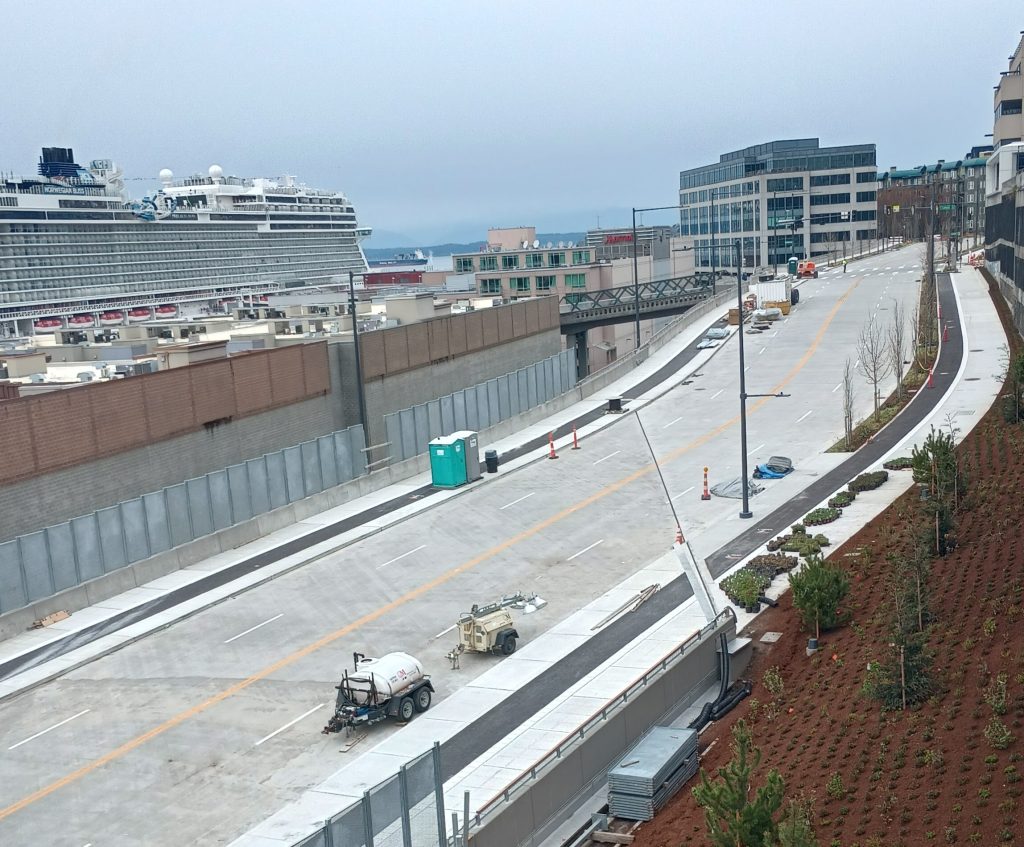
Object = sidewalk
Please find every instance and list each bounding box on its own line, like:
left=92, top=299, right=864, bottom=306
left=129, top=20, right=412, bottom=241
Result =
left=230, top=263, right=1002, bottom=846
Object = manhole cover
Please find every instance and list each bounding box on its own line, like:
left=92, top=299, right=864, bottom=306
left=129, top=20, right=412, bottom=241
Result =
left=761, top=632, right=783, bottom=643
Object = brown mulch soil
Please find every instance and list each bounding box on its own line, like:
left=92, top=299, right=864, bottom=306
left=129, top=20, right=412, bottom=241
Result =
left=632, top=277, right=1024, bottom=847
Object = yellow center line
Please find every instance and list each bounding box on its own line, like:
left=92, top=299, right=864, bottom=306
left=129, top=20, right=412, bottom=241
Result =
left=0, top=278, right=860, bottom=822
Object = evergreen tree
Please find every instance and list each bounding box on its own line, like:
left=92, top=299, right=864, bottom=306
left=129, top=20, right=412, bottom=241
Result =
left=788, top=555, right=850, bottom=640
left=775, top=799, right=819, bottom=847
left=692, top=720, right=785, bottom=847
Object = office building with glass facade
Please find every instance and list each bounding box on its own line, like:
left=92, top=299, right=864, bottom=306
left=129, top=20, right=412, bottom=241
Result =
left=678, top=138, right=878, bottom=271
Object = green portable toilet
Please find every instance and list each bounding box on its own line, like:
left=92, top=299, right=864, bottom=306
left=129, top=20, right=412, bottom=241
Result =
left=787, top=256, right=799, bottom=275
left=428, top=435, right=467, bottom=488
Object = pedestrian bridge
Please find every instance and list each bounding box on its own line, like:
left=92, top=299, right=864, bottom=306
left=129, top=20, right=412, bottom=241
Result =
left=558, top=271, right=728, bottom=332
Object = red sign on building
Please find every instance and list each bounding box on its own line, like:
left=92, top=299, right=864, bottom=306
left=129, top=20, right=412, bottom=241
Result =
left=604, top=234, right=633, bottom=244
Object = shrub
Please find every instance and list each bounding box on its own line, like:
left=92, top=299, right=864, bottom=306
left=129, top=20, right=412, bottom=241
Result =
left=826, top=771, right=846, bottom=799
left=721, top=568, right=770, bottom=608
left=804, top=507, right=841, bottom=526
left=984, top=673, right=1008, bottom=715
left=763, top=666, right=785, bottom=698
left=791, top=523, right=806, bottom=535
left=884, top=456, right=914, bottom=470
left=749, top=553, right=798, bottom=574
left=849, top=470, right=889, bottom=492
left=789, top=554, right=850, bottom=639
left=984, top=718, right=1014, bottom=750
left=829, top=490, right=856, bottom=509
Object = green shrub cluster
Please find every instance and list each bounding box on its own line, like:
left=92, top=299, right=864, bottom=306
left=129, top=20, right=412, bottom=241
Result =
left=848, top=470, right=889, bottom=492
left=882, top=456, right=913, bottom=471
left=804, top=506, right=841, bottom=526
left=828, top=490, right=856, bottom=509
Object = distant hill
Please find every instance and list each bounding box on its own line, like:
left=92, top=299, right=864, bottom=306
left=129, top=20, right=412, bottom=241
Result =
left=365, top=232, right=587, bottom=260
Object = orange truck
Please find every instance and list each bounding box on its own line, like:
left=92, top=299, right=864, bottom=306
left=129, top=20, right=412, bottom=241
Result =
left=796, top=260, right=818, bottom=279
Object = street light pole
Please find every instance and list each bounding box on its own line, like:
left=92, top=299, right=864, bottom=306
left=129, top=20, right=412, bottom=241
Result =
left=733, top=238, right=753, bottom=519
left=348, top=270, right=369, bottom=449
left=631, top=207, right=641, bottom=350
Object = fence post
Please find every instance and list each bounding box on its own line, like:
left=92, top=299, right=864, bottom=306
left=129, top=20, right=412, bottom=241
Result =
left=398, top=764, right=413, bottom=847
left=433, top=741, right=447, bottom=845
left=361, top=791, right=375, bottom=847
left=323, top=818, right=334, bottom=847
left=462, top=790, right=470, bottom=845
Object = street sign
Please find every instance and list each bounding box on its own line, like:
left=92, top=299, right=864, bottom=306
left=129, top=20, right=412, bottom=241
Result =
left=951, top=232, right=961, bottom=237
left=892, top=204, right=900, bottom=212
left=938, top=203, right=956, bottom=212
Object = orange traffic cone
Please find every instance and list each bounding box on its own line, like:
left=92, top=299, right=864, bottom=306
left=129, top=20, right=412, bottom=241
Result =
left=548, top=431, right=559, bottom=460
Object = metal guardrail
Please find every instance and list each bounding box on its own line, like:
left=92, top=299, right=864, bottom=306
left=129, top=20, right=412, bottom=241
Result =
left=469, top=607, right=736, bottom=830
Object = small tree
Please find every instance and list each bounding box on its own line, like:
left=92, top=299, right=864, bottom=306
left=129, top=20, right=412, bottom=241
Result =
left=788, top=554, right=850, bottom=640
left=863, top=630, right=934, bottom=711
left=857, top=313, right=892, bottom=417
left=887, top=298, right=907, bottom=402
left=841, top=357, right=855, bottom=449
left=911, top=425, right=966, bottom=554
left=775, top=799, right=819, bottom=847
left=693, top=720, right=785, bottom=847
left=1002, top=346, right=1024, bottom=424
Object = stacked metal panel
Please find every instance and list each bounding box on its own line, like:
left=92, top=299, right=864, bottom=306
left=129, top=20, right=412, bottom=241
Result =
left=607, top=726, right=699, bottom=821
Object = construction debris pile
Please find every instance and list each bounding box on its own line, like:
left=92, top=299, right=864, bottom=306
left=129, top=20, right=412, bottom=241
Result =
left=607, top=726, right=699, bottom=821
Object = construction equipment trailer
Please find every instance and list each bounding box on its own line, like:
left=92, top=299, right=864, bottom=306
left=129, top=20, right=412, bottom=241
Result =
left=323, top=651, right=434, bottom=734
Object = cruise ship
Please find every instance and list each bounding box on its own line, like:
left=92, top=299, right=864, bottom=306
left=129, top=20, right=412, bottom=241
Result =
left=0, top=147, right=371, bottom=336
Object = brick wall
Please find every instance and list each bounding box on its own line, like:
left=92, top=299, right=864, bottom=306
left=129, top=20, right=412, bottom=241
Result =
left=0, top=342, right=329, bottom=488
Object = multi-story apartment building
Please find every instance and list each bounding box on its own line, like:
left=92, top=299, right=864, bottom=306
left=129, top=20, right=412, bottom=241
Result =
left=877, top=154, right=989, bottom=247
left=985, top=34, right=1024, bottom=338
left=678, top=138, right=878, bottom=271
left=452, top=226, right=695, bottom=371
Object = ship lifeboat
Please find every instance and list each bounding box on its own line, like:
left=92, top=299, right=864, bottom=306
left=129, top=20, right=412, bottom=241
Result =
left=127, top=308, right=151, bottom=321
left=100, top=311, right=125, bottom=326
left=33, top=318, right=62, bottom=332
left=154, top=305, right=178, bottom=317
left=68, top=314, right=96, bottom=327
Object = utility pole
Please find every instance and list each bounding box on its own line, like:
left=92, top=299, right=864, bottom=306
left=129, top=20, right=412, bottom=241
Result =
left=348, top=271, right=369, bottom=449
left=927, top=165, right=937, bottom=295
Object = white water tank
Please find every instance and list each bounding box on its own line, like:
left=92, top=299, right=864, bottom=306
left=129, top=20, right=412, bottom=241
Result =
left=345, top=652, right=424, bottom=705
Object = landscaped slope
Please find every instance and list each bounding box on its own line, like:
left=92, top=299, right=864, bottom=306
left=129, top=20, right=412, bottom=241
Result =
left=633, top=285, right=1024, bottom=847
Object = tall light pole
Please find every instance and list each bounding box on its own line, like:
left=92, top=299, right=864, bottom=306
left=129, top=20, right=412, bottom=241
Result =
left=631, top=207, right=641, bottom=350
left=730, top=238, right=753, bottom=519
left=348, top=270, right=369, bottom=449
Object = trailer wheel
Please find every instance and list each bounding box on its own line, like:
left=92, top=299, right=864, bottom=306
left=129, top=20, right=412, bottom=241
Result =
left=414, top=687, right=432, bottom=713
left=500, top=635, right=517, bottom=655
left=399, top=696, right=415, bottom=722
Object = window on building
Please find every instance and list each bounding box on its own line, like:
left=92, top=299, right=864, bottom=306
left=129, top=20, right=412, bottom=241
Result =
left=478, top=255, right=497, bottom=271
left=479, top=278, right=501, bottom=295
left=810, top=173, right=851, bottom=187
left=856, top=229, right=877, bottom=240
left=810, top=193, right=851, bottom=206
left=535, top=275, right=555, bottom=291
left=525, top=253, right=544, bottom=268
left=455, top=257, right=474, bottom=273
left=509, top=276, right=530, bottom=292
left=856, top=191, right=876, bottom=203
left=501, top=254, right=519, bottom=270
left=766, top=177, right=803, bottom=192
left=810, top=231, right=850, bottom=243
left=564, top=273, right=586, bottom=288
left=998, top=99, right=1023, bottom=116
left=548, top=252, right=565, bottom=267
left=571, top=249, right=591, bottom=265
left=856, top=171, right=876, bottom=183
left=853, top=209, right=876, bottom=221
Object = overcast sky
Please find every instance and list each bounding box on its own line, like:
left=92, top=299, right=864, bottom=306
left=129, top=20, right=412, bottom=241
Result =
left=1, top=1, right=1017, bottom=245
